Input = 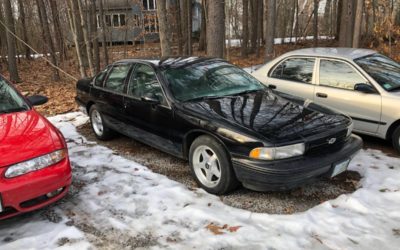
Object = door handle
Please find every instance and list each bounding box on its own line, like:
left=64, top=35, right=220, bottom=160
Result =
left=316, top=92, right=328, bottom=98
left=268, top=84, right=277, bottom=89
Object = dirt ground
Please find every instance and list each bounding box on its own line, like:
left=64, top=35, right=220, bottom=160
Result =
left=76, top=122, right=368, bottom=215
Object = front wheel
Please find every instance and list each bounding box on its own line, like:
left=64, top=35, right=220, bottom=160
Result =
left=392, top=126, right=400, bottom=154
left=189, top=135, right=239, bottom=194
left=89, top=105, right=115, bottom=140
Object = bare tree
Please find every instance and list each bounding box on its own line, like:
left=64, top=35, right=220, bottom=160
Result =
left=339, top=0, right=355, bottom=47
left=241, top=0, right=249, bottom=57
left=98, top=0, right=109, bottom=65
left=157, top=0, right=172, bottom=56
left=313, top=0, right=319, bottom=47
left=76, top=0, right=94, bottom=76
left=265, top=0, right=276, bottom=62
left=206, top=0, right=225, bottom=57
left=89, top=0, right=100, bottom=73
left=49, top=0, right=66, bottom=61
left=67, top=0, right=86, bottom=77
left=3, top=0, right=20, bottom=82
left=36, top=0, right=60, bottom=81
left=352, top=0, right=363, bottom=48
left=17, top=0, right=31, bottom=60
left=198, top=0, right=206, bottom=51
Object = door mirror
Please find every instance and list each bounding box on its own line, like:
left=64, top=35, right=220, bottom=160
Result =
left=354, top=83, right=376, bottom=94
left=141, top=94, right=160, bottom=104
left=27, top=95, right=48, bottom=106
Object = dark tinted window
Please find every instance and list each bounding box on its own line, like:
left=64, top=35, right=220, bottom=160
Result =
left=94, top=67, right=109, bottom=87
left=128, top=64, right=166, bottom=105
left=320, top=60, right=366, bottom=90
left=104, top=64, right=131, bottom=93
left=355, top=54, right=400, bottom=92
left=271, top=58, right=315, bottom=83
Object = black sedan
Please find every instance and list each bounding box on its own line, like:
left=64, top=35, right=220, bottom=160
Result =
left=75, top=57, right=362, bottom=194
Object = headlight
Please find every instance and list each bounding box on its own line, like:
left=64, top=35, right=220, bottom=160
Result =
left=346, top=122, right=354, bottom=137
left=249, top=143, right=305, bottom=160
left=5, top=149, right=67, bottom=178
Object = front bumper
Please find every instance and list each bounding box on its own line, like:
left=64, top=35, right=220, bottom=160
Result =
left=232, top=135, right=363, bottom=191
left=0, top=157, right=72, bottom=220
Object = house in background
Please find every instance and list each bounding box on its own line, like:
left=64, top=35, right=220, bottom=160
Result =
left=96, top=0, right=202, bottom=44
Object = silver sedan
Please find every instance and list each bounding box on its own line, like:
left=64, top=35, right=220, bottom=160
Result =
left=252, top=48, right=400, bottom=153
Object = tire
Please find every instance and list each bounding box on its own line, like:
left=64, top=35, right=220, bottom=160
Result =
left=392, top=126, right=400, bottom=153
left=89, top=105, right=115, bottom=140
left=189, top=135, right=239, bottom=195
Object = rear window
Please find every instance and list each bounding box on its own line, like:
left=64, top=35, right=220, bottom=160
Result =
left=270, top=58, right=315, bottom=84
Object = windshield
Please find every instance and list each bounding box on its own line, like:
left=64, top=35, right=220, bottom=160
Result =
left=354, top=54, right=400, bottom=92
left=0, top=77, right=29, bottom=114
left=163, top=61, right=265, bottom=101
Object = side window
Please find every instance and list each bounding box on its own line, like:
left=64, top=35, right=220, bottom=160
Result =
left=94, top=67, right=110, bottom=87
left=104, top=64, right=131, bottom=93
left=319, top=60, right=366, bottom=90
left=270, top=58, right=315, bottom=84
left=128, top=64, right=166, bottom=105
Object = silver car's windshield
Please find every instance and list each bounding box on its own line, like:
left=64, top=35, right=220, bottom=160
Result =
left=355, top=54, right=400, bottom=92
left=0, top=77, right=29, bottom=114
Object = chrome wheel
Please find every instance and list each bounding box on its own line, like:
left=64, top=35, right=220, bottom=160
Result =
left=91, top=110, right=104, bottom=136
left=192, top=145, right=221, bottom=188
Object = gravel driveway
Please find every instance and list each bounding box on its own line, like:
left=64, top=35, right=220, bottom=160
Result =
left=77, top=123, right=366, bottom=214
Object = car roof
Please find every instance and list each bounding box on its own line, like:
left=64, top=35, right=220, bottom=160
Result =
left=114, top=57, right=226, bottom=69
left=281, top=47, right=377, bottom=60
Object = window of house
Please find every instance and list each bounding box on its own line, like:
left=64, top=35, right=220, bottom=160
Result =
left=144, top=14, right=159, bottom=33
left=270, top=58, right=315, bottom=84
left=113, top=14, right=119, bottom=27
left=120, top=14, right=126, bottom=26
left=105, top=14, right=112, bottom=27
left=319, top=60, right=366, bottom=90
left=104, top=64, right=131, bottom=93
left=143, top=0, right=157, bottom=10
left=133, top=14, right=140, bottom=27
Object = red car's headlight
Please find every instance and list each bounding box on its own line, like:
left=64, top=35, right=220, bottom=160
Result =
left=4, top=149, right=67, bottom=178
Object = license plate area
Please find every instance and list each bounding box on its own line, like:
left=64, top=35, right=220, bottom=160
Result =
left=331, top=159, right=350, bottom=177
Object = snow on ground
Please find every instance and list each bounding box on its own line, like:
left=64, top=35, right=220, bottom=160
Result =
left=1, top=112, right=400, bottom=249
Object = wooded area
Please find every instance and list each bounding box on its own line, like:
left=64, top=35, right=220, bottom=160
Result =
left=0, top=0, right=399, bottom=86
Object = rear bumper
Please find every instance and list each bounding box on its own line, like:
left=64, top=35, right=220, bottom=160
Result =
left=0, top=157, right=72, bottom=220
left=232, top=135, right=363, bottom=191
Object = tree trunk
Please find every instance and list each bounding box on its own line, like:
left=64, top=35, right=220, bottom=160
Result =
left=352, top=0, right=363, bottom=48
left=98, top=0, right=109, bottom=65
left=313, top=0, right=319, bottom=47
left=76, top=0, right=94, bottom=76
left=206, top=0, right=225, bottom=57
left=250, top=0, right=258, bottom=52
left=67, top=0, right=86, bottom=77
left=180, top=0, right=188, bottom=55
left=157, top=0, right=172, bottom=56
left=89, top=0, right=100, bottom=73
left=241, top=0, right=249, bottom=57
left=339, top=0, right=355, bottom=47
left=324, top=0, right=332, bottom=35
left=49, top=0, right=66, bottom=61
left=198, top=0, right=207, bottom=51
left=187, top=0, right=192, bottom=55
left=265, top=0, right=276, bottom=62
left=17, top=0, right=31, bottom=60
left=37, top=0, right=60, bottom=81
left=3, top=0, right=20, bottom=82
left=256, top=0, right=263, bottom=56
left=336, top=0, right=342, bottom=40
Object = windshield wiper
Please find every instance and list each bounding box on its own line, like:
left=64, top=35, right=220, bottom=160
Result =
left=0, top=107, right=28, bottom=114
left=183, top=95, right=223, bottom=102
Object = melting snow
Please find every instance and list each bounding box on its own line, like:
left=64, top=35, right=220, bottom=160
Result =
left=0, top=112, right=400, bottom=249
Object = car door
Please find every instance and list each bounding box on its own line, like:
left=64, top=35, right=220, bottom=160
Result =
left=95, top=63, right=132, bottom=127
left=267, top=57, right=317, bottom=101
left=314, top=58, right=382, bottom=134
left=122, top=63, right=180, bottom=155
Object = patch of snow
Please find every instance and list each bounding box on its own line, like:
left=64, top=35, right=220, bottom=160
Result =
left=1, top=112, right=400, bottom=249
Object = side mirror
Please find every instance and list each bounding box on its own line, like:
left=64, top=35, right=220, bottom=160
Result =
left=27, top=95, right=48, bottom=106
left=354, top=83, right=376, bottom=94
left=141, top=95, right=160, bottom=105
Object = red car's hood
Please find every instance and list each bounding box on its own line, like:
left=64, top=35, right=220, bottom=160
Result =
left=0, top=109, right=65, bottom=167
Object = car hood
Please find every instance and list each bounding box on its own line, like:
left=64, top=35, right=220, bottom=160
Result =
left=0, top=109, right=65, bottom=167
left=181, top=90, right=350, bottom=143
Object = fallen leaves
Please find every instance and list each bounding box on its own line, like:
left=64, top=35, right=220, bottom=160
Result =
left=205, top=222, right=242, bottom=235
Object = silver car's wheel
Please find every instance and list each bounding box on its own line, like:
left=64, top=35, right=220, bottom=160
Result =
left=91, top=109, right=104, bottom=136
left=192, top=145, right=222, bottom=188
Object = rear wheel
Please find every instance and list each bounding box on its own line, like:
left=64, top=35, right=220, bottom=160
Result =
left=189, top=135, right=239, bottom=194
left=89, top=105, right=115, bottom=140
left=392, top=126, right=400, bottom=153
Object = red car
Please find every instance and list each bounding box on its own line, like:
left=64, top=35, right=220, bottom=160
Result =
left=0, top=76, right=71, bottom=220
